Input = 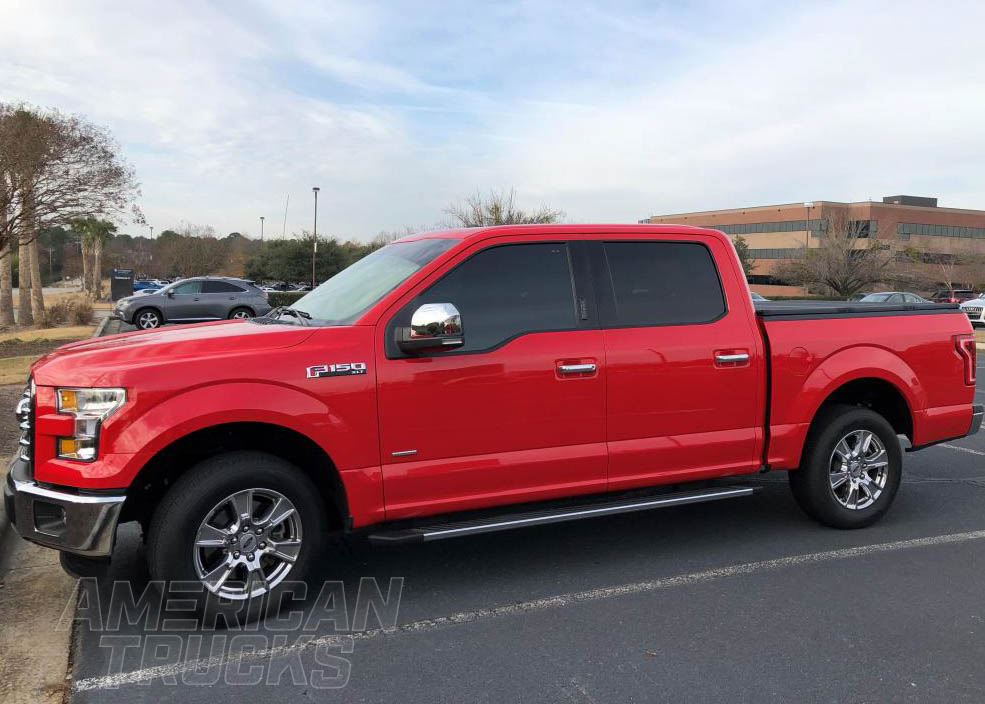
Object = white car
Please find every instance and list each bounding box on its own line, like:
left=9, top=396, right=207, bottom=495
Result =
left=960, top=294, right=985, bottom=326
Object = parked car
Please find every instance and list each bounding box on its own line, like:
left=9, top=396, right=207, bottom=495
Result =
left=857, top=292, right=929, bottom=304
left=7, top=223, right=981, bottom=619
left=132, top=279, right=159, bottom=292
left=933, top=289, right=977, bottom=304
left=111, top=276, right=273, bottom=329
left=750, top=291, right=769, bottom=301
left=960, top=293, right=985, bottom=326
left=136, top=286, right=161, bottom=295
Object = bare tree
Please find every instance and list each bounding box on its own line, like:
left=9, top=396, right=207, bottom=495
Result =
left=17, top=236, right=32, bottom=325
left=772, top=214, right=897, bottom=298
left=0, top=104, right=140, bottom=323
left=444, top=188, right=564, bottom=227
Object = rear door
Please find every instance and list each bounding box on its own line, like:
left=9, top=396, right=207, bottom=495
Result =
left=376, top=239, right=607, bottom=519
left=200, top=280, right=246, bottom=319
left=593, top=237, right=764, bottom=490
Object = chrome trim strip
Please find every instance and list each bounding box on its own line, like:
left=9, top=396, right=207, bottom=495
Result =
left=11, top=475, right=126, bottom=505
left=391, top=449, right=418, bottom=457
left=419, top=487, right=755, bottom=541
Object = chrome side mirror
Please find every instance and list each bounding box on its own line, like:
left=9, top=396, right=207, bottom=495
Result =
left=398, top=302, right=463, bottom=354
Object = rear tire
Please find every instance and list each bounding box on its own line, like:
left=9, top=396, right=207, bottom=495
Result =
left=789, top=404, right=902, bottom=529
left=147, top=451, right=327, bottom=624
left=228, top=307, right=254, bottom=320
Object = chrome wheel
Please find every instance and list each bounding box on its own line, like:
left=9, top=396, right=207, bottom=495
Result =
left=137, top=311, right=161, bottom=329
left=828, top=429, right=889, bottom=510
left=231, top=309, right=252, bottom=320
left=193, top=488, right=302, bottom=600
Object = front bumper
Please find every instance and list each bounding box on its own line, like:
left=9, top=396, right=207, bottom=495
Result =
left=962, top=306, right=985, bottom=324
left=3, top=457, right=125, bottom=557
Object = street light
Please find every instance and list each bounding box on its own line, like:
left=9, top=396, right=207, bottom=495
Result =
left=148, top=224, right=154, bottom=239
left=312, top=187, right=320, bottom=289
left=260, top=216, right=265, bottom=244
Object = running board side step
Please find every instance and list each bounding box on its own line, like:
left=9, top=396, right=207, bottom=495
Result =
left=367, top=485, right=758, bottom=545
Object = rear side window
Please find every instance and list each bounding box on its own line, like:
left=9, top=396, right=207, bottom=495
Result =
left=401, top=243, right=576, bottom=353
left=601, top=241, right=726, bottom=326
left=202, top=281, right=245, bottom=293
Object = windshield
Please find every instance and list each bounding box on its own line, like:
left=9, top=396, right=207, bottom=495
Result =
left=290, top=238, right=458, bottom=323
left=860, top=293, right=892, bottom=302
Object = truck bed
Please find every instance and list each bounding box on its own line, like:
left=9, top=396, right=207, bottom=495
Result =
left=754, top=300, right=959, bottom=318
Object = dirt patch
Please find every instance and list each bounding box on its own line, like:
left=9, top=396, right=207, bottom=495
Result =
left=0, top=384, right=27, bottom=458
left=0, top=338, right=69, bottom=359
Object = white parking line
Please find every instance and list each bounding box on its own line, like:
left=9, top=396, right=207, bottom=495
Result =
left=74, top=528, right=985, bottom=691
left=940, top=443, right=985, bottom=457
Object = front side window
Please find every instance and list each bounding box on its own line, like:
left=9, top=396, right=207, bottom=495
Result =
left=601, top=241, right=726, bottom=326
left=396, top=243, right=576, bottom=354
left=171, top=281, right=201, bottom=295
left=291, top=238, right=458, bottom=324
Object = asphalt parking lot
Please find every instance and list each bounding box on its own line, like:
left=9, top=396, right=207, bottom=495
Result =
left=62, top=355, right=985, bottom=702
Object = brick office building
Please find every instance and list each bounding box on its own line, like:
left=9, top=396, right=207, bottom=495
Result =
left=642, top=195, right=985, bottom=296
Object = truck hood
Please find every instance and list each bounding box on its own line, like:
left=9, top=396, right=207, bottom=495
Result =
left=31, top=320, right=317, bottom=387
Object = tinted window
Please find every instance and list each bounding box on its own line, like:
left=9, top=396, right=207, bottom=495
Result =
left=202, top=280, right=245, bottom=293
left=601, top=242, right=725, bottom=326
left=406, top=243, right=576, bottom=353
left=171, top=281, right=201, bottom=294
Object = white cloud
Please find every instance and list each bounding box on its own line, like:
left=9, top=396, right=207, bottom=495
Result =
left=1, top=0, right=982, bottom=240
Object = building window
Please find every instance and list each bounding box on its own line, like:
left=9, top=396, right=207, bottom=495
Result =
left=898, top=222, right=985, bottom=239
left=747, top=248, right=801, bottom=259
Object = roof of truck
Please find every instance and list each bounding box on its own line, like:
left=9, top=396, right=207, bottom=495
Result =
left=397, top=223, right=725, bottom=244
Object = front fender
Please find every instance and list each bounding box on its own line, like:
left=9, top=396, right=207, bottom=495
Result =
left=36, top=381, right=378, bottom=489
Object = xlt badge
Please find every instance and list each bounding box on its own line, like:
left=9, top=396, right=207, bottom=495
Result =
left=307, top=362, right=368, bottom=378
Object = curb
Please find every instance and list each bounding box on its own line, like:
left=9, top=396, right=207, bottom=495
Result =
left=0, top=319, right=108, bottom=560
left=93, top=314, right=111, bottom=338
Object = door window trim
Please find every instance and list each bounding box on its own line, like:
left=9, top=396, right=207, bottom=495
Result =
left=384, top=241, right=595, bottom=359
left=590, top=239, right=730, bottom=330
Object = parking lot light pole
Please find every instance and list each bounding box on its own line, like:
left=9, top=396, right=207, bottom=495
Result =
left=312, top=187, right=320, bottom=289
left=260, top=216, right=265, bottom=244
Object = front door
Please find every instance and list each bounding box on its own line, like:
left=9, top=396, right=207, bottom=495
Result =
left=164, top=280, right=204, bottom=321
left=376, top=240, right=607, bottom=519
left=593, top=237, right=764, bottom=490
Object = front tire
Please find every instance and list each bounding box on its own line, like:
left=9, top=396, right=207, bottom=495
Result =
left=134, top=308, right=162, bottom=329
left=789, top=404, right=902, bottom=529
left=147, top=451, right=327, bottom=622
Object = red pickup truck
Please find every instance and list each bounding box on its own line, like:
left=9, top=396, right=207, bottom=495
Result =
left=6, top=224, right=982, bottom=616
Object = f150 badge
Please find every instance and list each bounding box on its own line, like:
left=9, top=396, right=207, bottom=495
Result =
left=307, top=362, right=368, bottom=378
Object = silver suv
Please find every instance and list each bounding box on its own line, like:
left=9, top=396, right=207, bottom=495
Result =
left=113, top=277, right=273, bottom=329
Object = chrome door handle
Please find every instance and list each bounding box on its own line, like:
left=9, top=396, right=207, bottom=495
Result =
left=715, top=353, right=749, bottom=363
left=558, top=363, right=597, bottom=374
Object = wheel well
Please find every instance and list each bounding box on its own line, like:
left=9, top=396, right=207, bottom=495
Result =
left=133, top=305, right=163, bottom=323
left=120, top=422, right=348, bottom=532
left=229, top=306, right=254, bottom=316
left=813, top=377, right=913, bottom=440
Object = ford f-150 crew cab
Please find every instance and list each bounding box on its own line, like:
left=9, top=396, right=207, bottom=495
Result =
left=5, top=224, right=983, bottom=617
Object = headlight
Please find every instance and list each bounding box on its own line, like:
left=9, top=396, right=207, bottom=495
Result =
left=56, top=388, right=126, bottom=461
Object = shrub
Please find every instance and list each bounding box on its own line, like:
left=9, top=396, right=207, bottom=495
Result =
left=267, top=291, right=306, bottom=308
left=47, top=299, right=71, bottom=325
left=71, top=299, right=94, bottom=325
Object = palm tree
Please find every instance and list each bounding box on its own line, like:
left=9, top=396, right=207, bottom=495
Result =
left=73, top=217, right=115, bottom=299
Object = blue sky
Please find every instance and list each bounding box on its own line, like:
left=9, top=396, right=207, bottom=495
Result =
left=2, top=0, right=983, bottom=240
